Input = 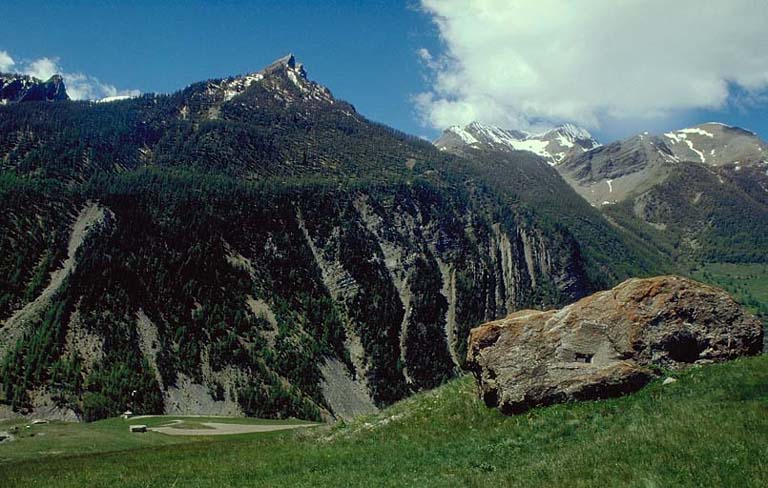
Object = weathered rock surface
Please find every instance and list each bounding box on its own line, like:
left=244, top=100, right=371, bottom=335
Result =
left=467, top=275, right=763, bottom=414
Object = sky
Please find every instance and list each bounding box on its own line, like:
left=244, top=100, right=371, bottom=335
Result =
left=1, top=0, right=767, bottom=143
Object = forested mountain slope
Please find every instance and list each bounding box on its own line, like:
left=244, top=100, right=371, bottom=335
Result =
left=434, top=140, right=673, bottom=289
left=0, top=55, right=665, bottom=421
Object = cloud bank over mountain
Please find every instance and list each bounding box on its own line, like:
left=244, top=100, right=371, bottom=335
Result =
left=0, top=50, right=139, bottom=100
left=415, top=0, right=768, bottom=131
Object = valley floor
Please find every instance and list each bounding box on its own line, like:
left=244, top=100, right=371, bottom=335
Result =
left=2, top=355, right=768, bottom=487
left=693, top=263, right=768, bottom=314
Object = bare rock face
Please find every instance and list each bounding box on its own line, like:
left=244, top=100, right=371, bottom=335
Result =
left=466, top=276, right=763, bottom=414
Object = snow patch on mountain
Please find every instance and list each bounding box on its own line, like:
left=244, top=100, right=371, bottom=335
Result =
left=220, top=73, right=264, bottom=101
left=447, top=125, right=479, bottom=145
left=96, top=94, right=137, bottom=103
left=665, top=129, right=706, bottom=162
left=679, top=127, right=714, bottom=138
left=661, top=123, right=768, bottom=166
left=685, top=140, right=706, bottom=162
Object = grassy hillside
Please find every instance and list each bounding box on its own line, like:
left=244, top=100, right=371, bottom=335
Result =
left=0, top=416, right=311, bottom=465
left=3, top=354, right=767, bottom=487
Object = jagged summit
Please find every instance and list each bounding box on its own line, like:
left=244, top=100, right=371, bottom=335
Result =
left=262, top=53, right=307, bottom=78
left=271, top=53, right=297, bottom=68
left=550, top=123, right=595, bottom=143
left=0, top=72, right=69, bottom=104
left=435, top=121, right=599, bottom=164
left=196, top=53, right=332, bottom=107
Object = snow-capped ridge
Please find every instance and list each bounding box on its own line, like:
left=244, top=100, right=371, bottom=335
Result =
left=437, top=121, right=599, bottom=164
left=447, top=125, right=479, bottom=145
left=546, top=123, right=594, bottom=142
left=556, top=120, right=768, bottom=207
left=661, top=122, right=767, bottom=166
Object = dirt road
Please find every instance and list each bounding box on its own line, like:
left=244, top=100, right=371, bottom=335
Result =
left=147, top=420, right=317, bottom=436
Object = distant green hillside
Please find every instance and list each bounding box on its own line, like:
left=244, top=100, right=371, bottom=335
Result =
left=605, top=162, right=768, bottom=265
left=692, top=263, right=768, bottom=337
left=3, top=355, right=767, bottom=487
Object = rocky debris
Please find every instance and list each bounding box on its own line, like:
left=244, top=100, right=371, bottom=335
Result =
left=163, top=373, right=244, bottom=417
left=0, top=431, right=15, bottom=443
left=129, top=424, right=148, bottom=433
left=662, top=377, right=678, bottom=386
left=467, top=276, right=763, bottom=415
left=0, top=202, right=108, bottom=359
left=319, top=358, right=377, bottom=421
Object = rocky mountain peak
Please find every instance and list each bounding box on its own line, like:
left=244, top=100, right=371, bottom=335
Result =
left=555, top=121, right=768, bottom=207
left=548, top=123, right=595, bottom=143
left=201, top=54, right=331, bottom=106
left=264, top=53, right=306, bottom=78
left=0, top=72, right=69, bottom=104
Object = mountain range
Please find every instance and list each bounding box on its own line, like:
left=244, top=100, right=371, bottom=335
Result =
left=435, top=121, right=600, bottom=164
left=1, top=55, right=631, bottom=422
left=0, top=55, right=764, bottom=423
left=438, top=120, right=768, bottom=264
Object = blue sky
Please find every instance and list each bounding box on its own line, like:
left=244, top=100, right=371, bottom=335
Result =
left=1, top=1, right=440, bottom=136
left=1, top=0, right=766, bottom=143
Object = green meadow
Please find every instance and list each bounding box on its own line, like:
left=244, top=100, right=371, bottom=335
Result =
left=2, top=355, right=768, bottom=487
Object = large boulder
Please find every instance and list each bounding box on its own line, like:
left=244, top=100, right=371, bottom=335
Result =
left=467, top=276, right=763, bottom=414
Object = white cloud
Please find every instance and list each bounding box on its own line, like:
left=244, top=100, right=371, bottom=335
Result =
left=62, top=71, right=141, bottom=101
left=0, top=50, right=14, bottom=72
left=416, top=0, right=768, bottom=131
left=1, top=51, right=139, bottom=100
left=26, top=57, right=59, bottom=80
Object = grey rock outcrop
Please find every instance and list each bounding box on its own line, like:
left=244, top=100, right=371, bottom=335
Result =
left=467, top=275, right=763, bottom=414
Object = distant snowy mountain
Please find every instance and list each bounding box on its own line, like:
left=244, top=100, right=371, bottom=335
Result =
left=556, top=121, right=768, bottom=264
left=434, top=121, right=599, bottom=164
left=661, top=122, right=768, bottom=167
left=436, top=118, right=768, bottom=263
left=558, top=122, right=768, bottom=206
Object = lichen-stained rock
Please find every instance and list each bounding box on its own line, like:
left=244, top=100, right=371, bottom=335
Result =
left=466, top=276, right=764, bottom=414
